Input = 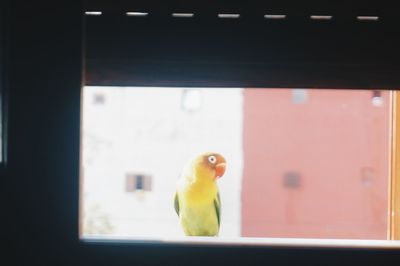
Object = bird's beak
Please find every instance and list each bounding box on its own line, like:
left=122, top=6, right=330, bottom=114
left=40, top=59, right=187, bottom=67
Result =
left=215, top=163, right=226, bottom=179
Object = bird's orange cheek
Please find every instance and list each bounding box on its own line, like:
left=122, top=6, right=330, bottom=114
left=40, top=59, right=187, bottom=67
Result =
left=215, top=163, right=226, bottom=179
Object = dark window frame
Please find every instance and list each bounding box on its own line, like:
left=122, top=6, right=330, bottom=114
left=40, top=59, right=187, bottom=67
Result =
left=4, top=1, right=400, bottom=265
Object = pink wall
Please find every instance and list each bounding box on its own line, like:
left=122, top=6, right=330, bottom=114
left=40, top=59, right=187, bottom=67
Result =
left=242, top=89, right=390, bottom=239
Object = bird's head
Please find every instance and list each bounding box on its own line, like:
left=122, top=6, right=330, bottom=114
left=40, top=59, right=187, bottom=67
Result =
left=190, top=152, right=226, bottom=181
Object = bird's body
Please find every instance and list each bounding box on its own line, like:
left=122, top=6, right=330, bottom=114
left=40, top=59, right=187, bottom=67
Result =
left=174, top=152, right=226, bottom=236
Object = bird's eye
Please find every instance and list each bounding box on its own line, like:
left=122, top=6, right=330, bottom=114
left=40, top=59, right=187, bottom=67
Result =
left=208, top=155, right=217, bottom=164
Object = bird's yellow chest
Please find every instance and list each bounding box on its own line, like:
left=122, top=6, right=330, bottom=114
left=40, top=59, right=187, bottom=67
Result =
left=178, top=165, right=217, bottom=204
left=184, top=179, right=217, bottom=205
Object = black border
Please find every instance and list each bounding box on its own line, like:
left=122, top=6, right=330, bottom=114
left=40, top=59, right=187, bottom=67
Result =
left=0, top=0, right=7, bottom=165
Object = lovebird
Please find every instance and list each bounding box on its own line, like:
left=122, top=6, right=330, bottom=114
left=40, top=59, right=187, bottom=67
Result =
left=174, top=152, right=226, bottom=236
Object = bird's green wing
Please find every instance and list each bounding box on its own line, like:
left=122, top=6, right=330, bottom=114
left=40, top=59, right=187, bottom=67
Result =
left=214, top=192, right=221, bottom=229
left=174, top=192, right=180, bottom=216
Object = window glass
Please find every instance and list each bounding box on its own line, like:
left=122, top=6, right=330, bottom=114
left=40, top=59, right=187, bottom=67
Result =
left=81, top=87, right=390, bottom=240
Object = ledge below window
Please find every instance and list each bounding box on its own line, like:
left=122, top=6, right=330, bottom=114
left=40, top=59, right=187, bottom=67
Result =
left=82, top=236, right=400, bottom=250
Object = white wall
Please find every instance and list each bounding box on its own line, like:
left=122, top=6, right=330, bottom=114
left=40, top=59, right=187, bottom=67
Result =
left=82, top=86, right=243, bottom=238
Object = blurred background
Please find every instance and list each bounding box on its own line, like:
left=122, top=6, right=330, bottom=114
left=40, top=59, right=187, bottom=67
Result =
left=81, top=87, right=390, bottom=240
